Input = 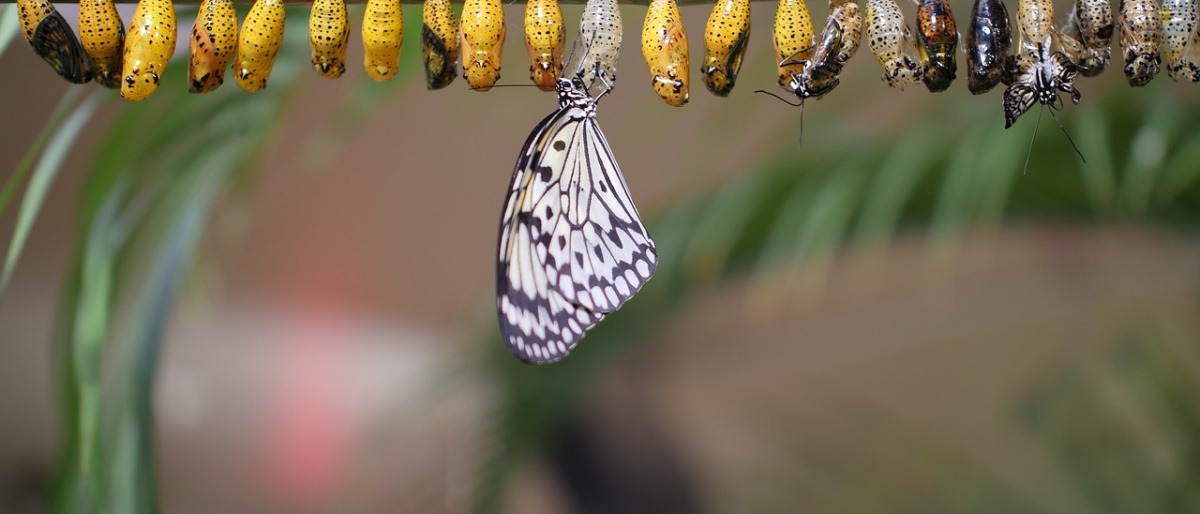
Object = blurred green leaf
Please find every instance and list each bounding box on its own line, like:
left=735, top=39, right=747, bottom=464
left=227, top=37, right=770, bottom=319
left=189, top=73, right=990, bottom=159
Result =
left=1, top=91, right=102, bottom=294
left=852, top=128, right=941, bottom=246
left=0, top=4, right=18, bottom=58
left=52, top=26, right=309, bottom=512
left=1, top=88, right=86, bottom=224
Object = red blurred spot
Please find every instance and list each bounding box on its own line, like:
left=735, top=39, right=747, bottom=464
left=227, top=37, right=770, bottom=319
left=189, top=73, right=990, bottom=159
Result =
left=262, top=276, right=357, bottom=508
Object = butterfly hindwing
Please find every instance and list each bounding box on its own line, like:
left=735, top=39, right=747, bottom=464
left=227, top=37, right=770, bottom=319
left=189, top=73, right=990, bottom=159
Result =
left=497, top=81, right=657, bottom=364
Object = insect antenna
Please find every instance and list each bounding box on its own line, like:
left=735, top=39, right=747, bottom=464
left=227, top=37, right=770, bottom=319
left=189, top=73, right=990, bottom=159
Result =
left=564, top=27, right=601, bottom=89
left=753, top=89, right=804, bottom=107
left=798, top=102, right=806, bottom=147
left=754, top=88, right=807, bottom=147
left=562, top=27, right=585, bottom=75
left=1022, top=105, right=1044, bottom=176
left=1048, top=106, right=1086, bottom=164
left=474, top=83, right=539, bottom=90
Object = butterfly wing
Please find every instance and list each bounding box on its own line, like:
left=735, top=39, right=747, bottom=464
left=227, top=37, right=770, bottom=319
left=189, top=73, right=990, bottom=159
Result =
left=31, top=12, right=95, bottom=83
left=422, top=22, right=456, bottom=89
left=497, top=102, right=657, bottom=364
left=1003, top=81, right=1036, bottom=128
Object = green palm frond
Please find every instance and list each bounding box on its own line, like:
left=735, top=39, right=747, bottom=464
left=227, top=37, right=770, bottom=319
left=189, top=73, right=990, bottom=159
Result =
left=1, top=89, right=104, bottom=294
left=50, top=14, right=316, bottom=513
left=0, top=4, right=19, bottom=58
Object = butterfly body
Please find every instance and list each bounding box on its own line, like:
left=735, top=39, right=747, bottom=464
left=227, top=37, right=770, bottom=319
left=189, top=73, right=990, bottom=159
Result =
left=788, top=0, right=864, bottom=99
left=1005, top=0, right=1082, bottom=127
left=497, top=78, right=657, bottom=364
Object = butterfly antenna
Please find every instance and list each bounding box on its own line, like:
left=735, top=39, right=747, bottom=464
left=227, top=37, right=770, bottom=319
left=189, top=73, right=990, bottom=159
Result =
left=563, top=31, right=584, bottom=78
left=798, top=101, right=806, bottom=148
left=471, top=83, right=539, bottom=90
left=1048, top=106, right=1086, bottom=164
left=753, top=89, right=804, bottom=107
left=1023, top=105, right=1044, bottom=176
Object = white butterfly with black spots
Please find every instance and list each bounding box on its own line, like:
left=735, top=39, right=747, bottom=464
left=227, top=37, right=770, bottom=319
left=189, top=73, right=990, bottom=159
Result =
left=497, top=76, right=657, bottom=364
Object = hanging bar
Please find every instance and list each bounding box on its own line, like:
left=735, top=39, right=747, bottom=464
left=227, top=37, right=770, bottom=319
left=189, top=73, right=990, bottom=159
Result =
left=3, top=0, right=727, bottom=5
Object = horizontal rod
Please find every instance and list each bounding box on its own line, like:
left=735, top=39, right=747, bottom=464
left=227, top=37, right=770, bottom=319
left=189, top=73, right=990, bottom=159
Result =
left=0, top=0, right=733, bottom=4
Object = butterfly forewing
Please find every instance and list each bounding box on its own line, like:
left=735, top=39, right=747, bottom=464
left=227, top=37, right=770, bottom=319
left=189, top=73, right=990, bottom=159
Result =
left=498, top=83, right=657, bottom=364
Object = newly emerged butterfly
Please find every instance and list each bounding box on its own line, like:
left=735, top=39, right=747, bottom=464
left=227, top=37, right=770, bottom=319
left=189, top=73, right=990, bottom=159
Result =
left=783, top=0, right=864, bottom=100
left=78, top=0, right=125, bottom=88
left=17, top=0, right=95, bottom=83
left=766, top=0, right=863, bottom=146
left=362, top=0, right=403, bottom=81
left=497, top=76, right=658, bottom=364
left=773, top=0, right=815, bottom=88
left=310, top=0, right=350, bottom=79
left=1004, top=0, right=1082, bottom=127
left=1000, top=0, right=1086, bottom=175
left=235, top=0, right=286, bottom=93
left=189, top=0, right=238, bottom=93
left=422, top=0, right=459, bottom=89
left=121, top=0, right=177, bottom=101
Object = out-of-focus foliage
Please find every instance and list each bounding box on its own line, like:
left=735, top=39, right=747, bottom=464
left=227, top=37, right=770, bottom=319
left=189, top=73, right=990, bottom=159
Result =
left=1021, top=331, right=1200, bottom=513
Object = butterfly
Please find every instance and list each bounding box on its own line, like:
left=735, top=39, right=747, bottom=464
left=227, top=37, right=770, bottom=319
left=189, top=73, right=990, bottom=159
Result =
left=496, top=76, right=658, bottom=364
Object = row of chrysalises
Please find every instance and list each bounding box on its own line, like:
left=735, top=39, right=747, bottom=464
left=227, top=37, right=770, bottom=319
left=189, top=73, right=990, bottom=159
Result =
left=13, top=0, right=1200, bottom=105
